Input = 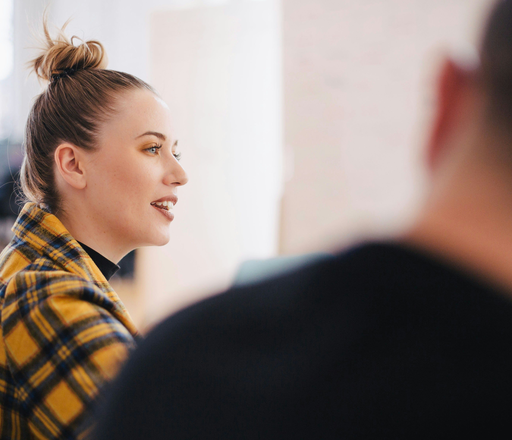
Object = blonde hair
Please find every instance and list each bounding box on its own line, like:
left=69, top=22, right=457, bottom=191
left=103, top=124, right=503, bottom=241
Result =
left=31, top=17, right=108, bottom=82
left=20, top=16, right=155, bottom=213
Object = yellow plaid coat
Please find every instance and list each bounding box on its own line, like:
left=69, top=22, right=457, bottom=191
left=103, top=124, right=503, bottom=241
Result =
left=0, top=203, right=139, bottom=439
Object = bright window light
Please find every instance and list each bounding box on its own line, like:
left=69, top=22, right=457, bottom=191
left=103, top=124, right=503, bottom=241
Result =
left=0, top=0, right=14, bottom=81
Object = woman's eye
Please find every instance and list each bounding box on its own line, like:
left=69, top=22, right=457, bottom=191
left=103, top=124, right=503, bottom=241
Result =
left=173, top=152, right=182, bottom=161
left=146, top=145, right=162, bottom=155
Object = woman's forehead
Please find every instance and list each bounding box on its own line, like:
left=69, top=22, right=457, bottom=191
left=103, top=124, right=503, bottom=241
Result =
left=105, top=89, right=173, bottom=140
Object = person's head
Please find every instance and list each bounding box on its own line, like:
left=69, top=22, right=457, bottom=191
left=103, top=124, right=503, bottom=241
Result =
left=21, top=18, right=188, bottom=261
left=405, top=0, right=512, bottom=289
left=427, top=0, right=512, bottom=179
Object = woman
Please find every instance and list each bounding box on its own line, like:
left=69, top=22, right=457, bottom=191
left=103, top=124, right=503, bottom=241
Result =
left=0, top=18, right=187, bottom=440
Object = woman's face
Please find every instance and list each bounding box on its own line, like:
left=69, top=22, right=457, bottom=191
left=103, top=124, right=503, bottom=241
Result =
left=83, top=88, right=188, bottom=252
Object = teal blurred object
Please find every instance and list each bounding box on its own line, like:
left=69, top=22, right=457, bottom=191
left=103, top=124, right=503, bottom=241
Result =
left=233, top=253, right=333, bottom=287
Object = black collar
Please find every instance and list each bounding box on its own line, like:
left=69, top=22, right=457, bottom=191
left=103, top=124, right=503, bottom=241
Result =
left=77, top=241, right=120, bottom=281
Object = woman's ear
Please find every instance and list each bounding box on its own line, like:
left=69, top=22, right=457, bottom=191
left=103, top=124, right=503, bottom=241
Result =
left=54, top=143, right=86, bottom=189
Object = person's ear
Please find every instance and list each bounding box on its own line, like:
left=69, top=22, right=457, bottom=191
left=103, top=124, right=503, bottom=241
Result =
left=54, top=143, right=86, bottom=190
left=426, top=57, right=474, bottom=172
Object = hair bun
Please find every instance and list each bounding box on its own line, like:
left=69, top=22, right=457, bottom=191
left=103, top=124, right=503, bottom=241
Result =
left=30, top=15, right=108, bottom=83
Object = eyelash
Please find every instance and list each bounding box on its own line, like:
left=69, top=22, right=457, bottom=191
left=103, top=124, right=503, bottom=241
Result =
left=145, top=144, right=182, bottom=161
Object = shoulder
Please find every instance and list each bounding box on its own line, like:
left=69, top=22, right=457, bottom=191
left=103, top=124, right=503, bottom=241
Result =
left=1, top=270, right=135, bottom=440
left=2, top=262, right=126, bottom=335
left=152, top=251, right=333, bottom=338
left=146, top=243, right=416, bottom=335
left=2, top=263, right=136, bottom=372
left=129, top=246, right=362, bottom=369
left=96, top=243, right=512, bottom=440
left=138, top=242, right=512, bottom=361
left=4, top=257, right=114, bottom=306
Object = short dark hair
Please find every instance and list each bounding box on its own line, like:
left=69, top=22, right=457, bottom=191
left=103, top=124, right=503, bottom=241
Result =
left=480, top=0, right=512, bottom=126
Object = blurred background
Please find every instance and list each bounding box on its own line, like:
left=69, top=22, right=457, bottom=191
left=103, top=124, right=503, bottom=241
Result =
left=0, top=0, right=493, bottom=330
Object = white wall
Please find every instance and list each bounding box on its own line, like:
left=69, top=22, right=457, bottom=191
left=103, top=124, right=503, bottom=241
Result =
left=11, top=0, right=45, bottom=140
left=142, top=0, right=282, bottom=325
left=280, top=0, right=493, bottom=254
left=12, top=0, right=264, bottom=138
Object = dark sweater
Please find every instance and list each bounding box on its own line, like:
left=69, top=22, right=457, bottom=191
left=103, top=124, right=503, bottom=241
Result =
left=95, top=243, right=512, bottom=439
left=77, top=241, right=119, bottom=281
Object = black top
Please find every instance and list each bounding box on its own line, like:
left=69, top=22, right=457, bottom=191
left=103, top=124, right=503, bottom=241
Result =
left=95, top=243, right=512, bottom=439
left=77, top=241, right=119, bottom=281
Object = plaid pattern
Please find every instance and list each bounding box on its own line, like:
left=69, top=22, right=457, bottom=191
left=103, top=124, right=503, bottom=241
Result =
left=0, top=203, right=139, bottom=439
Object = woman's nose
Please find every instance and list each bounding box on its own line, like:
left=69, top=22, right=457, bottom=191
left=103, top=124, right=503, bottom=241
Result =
left=164, top=160, right=188, bottom=187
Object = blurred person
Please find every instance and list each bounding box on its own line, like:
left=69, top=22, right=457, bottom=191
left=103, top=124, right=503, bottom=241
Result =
left=96, top=0, right=512, bottom=438
left=0, top=16, right=187, bottom=440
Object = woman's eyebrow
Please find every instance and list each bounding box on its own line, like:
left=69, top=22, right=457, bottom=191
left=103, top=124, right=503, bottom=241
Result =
left=135, top=131, right=167, bottom=141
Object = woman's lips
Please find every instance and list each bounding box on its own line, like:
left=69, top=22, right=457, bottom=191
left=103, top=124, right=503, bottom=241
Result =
left=150, top=200, right=175, bottom=210
left=152, top=203, right=175, bottom=222
left=151, top=195, right=178, bottom=206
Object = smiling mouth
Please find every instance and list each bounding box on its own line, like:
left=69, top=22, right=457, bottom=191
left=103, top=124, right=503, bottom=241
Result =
left=150, top=201, right=174, bottom=211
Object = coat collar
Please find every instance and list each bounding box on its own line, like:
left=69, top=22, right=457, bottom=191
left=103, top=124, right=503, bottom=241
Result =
left=12, top=202, right=139, bottom=336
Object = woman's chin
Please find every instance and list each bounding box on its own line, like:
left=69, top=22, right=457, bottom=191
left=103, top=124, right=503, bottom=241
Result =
left=149, top=231, right=171, bottom=247
left=130, top=227, right=171, bottom=248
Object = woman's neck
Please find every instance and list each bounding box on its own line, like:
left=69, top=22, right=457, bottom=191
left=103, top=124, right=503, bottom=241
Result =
left=56, top=209, right=129, bottom=264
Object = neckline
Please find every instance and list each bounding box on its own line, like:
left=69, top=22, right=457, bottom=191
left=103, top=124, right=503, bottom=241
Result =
left=77, top=241, right=120, bottom=281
